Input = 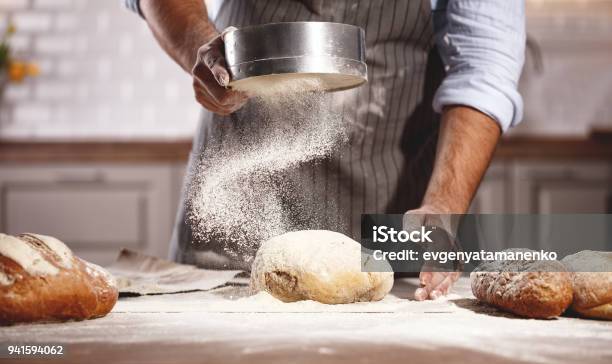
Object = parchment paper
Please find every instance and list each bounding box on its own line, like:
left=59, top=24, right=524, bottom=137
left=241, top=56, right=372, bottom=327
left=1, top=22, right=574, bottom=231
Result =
left=107, top=249, right=244, bottom=296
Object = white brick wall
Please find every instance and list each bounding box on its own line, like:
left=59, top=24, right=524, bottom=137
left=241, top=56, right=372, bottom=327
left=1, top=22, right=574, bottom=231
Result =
left=0, top=0, right=29, bottom=11
left=33, top=0, right=73, bottom=10
left=0, top=0, right=201, bottom=140
left=12, top=13, right=51, bottom=32
left=2, top=0, right=609, bottom=140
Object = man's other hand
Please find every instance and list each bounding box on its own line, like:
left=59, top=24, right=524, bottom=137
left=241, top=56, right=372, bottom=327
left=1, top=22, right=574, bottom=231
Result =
left=404, top=205, right=461, bottom=301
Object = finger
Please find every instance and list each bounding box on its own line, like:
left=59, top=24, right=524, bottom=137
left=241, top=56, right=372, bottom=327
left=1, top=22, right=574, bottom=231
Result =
left=416, top=271, right=434, bottom=301
left=194, top=82, right=234, bottom=115
left=403, top=210, right=425, bottom=234
left=414, top=288, right=429, bottom=301
left=206, top=79, right=245, bottom=106
left=417, top=271, right=447, bottom=300
left=195, top=32, right=233, bottom=88
left=430, top=274, right=457, bottom=299
left=196, top=90, right=233, bottom=115
left=426, top=272, right=446, bottom=291
left=429, top=290, right=442, bottom=300
left=194, top=73, right=246, bottom=112
left=196, top=88, right=248, bottom=115
left=419, top=271, right=433, bottom=286
left=194, top=68, right=246, bottom=107
left=201, top=46, right=230, bottom=87
left=225, top=96, right=249, bottom=113
left=223, top=90, right=249, bottom=107
left=194, top=53, right=227, bottom=91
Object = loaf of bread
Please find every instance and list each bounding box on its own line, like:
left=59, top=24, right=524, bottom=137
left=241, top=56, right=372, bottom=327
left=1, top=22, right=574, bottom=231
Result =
left=471, top=252, right=573, bottom=319
left=0, top=233, right=118, bottom=324
left=562, top=250, right=612, bottom=320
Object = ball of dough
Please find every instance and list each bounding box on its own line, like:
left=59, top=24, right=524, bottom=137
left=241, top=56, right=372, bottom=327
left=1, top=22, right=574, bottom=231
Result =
left=250, top=230, right=394, bottom=304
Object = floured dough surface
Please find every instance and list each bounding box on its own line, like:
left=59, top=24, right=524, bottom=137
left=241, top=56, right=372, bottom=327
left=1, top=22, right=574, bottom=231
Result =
left=250, top=230, right=393, bottom=304
left=562, top=250, right=612, bottom=320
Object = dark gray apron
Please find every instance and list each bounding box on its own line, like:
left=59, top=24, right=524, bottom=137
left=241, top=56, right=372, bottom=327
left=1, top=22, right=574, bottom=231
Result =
left=170, top=0, right=444, bottom=269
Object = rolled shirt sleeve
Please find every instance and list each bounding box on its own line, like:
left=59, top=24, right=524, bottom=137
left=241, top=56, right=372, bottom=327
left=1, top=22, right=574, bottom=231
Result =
left=122, top=0, right=144, bottom=18
left=432, top=0, right=526, bottom=131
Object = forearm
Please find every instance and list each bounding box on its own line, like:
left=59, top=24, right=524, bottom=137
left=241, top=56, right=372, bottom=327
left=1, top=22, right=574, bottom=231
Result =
left=140, top=0, right=218, bottom=72
left=422, top=106, right=501, bottom=214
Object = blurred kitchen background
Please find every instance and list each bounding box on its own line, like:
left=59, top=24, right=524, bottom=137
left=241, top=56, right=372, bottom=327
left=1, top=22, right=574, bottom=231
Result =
left=0, top=0, right=611, bottom=264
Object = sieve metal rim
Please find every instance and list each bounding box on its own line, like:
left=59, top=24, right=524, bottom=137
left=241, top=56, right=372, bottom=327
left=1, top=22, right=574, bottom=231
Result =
left=224, top=21, right=368, bottom=91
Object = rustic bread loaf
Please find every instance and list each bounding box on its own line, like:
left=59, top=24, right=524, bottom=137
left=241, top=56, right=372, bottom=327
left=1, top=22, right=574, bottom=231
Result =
left=471, top=252, right=573, bottom=319
left=562, top=250, right=612, bottom=320
left=0, top=233, right=118, bottom=324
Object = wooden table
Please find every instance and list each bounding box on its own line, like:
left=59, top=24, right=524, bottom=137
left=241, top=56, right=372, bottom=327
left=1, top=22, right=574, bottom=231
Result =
left=1, top=278, right=611, bottom=364
left=1, top=136, right=611, bottom=164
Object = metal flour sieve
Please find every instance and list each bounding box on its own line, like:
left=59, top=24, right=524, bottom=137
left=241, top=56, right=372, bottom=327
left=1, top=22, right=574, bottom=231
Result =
left=224, top=22, right=367, bottom=93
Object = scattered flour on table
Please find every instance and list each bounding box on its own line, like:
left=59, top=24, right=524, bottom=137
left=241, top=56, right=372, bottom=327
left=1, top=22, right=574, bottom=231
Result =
left=187, top=76, right=348, bottom=267
left=112, top=286, right=463, bottom=314
left=228, top=290, right=463, bottom=313
left=9, top=278, right=612, bottom=364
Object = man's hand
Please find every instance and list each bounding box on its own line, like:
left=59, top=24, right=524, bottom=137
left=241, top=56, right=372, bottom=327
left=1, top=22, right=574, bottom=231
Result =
left=139, top=0, right=247, bottom=115
left=192, top=28, right=248, bottom=115
left=416, top=270, right=461, bottom=300
left=404, top=205, right=461, bottom=301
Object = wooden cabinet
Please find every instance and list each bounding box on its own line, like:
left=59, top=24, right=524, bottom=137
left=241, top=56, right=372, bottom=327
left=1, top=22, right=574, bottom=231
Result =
left=508, top=161, right=612, bottom=253
left=472, top=161, right=612, bottom=214
left=0, top=164, right=186, bottom=265
left=511, top=161, right=612, bottom=213
left=468, top=160, right=612, bottom=253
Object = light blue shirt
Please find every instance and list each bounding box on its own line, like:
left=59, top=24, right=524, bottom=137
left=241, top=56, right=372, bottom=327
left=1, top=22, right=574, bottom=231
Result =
left=124, top=0, right=525, bottom=131
left=431, top=0, right=525, bottom=131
